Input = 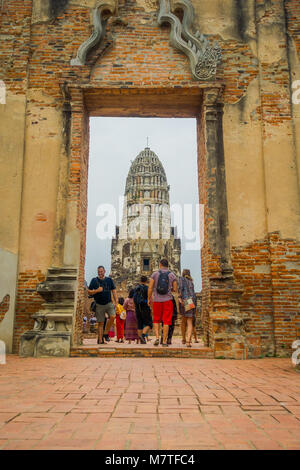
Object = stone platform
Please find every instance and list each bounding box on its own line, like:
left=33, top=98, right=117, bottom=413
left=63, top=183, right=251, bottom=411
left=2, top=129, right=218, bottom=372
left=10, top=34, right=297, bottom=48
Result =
left=71, top=336, right=214, bottom=358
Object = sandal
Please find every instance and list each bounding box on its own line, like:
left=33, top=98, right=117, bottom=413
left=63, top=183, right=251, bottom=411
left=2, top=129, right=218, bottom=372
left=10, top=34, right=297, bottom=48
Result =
left=154, top=338, right=159, bottom=346
left=186, top=342, right=192, bottom=348
left=182, top=339, right=186, bottom=345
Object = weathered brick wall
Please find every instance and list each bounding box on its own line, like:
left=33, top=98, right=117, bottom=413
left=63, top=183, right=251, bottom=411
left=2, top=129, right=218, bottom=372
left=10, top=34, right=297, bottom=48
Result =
left=71, top=99, right=89, bottom=347
left=232, top=237, right=275, bottom=357
left=286, top=0, right=300, bottom=55
left=269, top=234, right=300, bottom=356
left=0, top=0, right=32, bottom=94
left=0, top=1, right=42, bottom=352
left=232, top=234, right=300, bottom=358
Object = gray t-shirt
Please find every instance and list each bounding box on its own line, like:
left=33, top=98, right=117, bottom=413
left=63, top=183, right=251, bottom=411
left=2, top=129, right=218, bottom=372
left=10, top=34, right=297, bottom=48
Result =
left=151, top=269, right=177, bottom=302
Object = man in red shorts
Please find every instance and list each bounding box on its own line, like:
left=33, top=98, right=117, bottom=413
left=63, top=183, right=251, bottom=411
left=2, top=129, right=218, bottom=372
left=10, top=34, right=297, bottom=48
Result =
left=148, top=259, right=178, bottom=347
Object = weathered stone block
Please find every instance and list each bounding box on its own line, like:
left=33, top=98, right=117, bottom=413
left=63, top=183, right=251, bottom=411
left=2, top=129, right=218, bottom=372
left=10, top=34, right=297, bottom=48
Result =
left=20, top=331, right=71, bottom=357
left=35, top=333, right=71, bottom=357
left=19, top=332, right=38, bottom=357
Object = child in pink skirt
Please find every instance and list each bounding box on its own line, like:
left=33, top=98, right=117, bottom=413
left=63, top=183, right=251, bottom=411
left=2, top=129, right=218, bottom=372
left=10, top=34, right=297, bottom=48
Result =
left=123, top=289, right=139, bottom=344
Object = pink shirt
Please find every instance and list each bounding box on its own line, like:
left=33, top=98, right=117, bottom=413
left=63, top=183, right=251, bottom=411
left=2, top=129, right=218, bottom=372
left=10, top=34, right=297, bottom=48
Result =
left=123, top=297, right=135, bottom=312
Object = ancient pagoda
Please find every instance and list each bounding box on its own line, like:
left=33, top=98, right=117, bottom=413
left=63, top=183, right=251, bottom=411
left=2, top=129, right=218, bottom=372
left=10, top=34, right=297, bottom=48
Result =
left=111, top=146, right=181, bottom=294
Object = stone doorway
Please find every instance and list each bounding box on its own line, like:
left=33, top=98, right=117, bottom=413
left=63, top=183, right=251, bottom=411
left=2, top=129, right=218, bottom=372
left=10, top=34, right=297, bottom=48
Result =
left=84, top=115, right=202, bottom=346
left=70, top=87, right=227, bottom=355
left=20, top=85, right=234, bottom=358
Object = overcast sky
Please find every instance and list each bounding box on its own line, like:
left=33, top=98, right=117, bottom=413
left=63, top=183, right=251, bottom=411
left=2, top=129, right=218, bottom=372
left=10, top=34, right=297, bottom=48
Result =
left=85, top=117, right=202, bottom=291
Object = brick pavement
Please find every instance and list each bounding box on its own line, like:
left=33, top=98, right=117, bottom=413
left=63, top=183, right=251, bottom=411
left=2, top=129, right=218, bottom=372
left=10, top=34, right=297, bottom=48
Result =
left=0, top=356, right=299, bottom=450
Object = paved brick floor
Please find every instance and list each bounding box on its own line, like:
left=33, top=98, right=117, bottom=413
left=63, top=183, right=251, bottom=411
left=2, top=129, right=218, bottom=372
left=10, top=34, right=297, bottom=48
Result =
left=0, top=355, right=299, bottom=450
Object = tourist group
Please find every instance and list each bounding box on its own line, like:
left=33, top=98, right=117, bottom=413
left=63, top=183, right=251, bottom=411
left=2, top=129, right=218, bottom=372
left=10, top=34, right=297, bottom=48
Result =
left=87, top=259, right=199, bottom=348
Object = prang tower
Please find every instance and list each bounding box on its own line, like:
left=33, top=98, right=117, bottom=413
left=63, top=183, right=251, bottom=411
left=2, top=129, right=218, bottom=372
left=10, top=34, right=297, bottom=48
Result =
left=111, top=147, right=181, bottom=292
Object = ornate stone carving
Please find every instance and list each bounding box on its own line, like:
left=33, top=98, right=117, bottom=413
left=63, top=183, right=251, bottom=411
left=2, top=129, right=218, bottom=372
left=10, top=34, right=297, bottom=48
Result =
left=158, top=0, right=222, bottom=80
left=33, top=315, right=45, bottom=331
left=71, top=0, right=118, bottom=66
left=45, top=319, right=56, bottom=331
left=19, top=267, right=77, bottom=357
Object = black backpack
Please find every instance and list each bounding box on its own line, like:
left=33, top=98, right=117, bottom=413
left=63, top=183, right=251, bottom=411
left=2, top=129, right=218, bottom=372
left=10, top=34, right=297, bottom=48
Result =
left=134, top=284, right=147, bottom=305
left=156, top=270, right=170, bottom=295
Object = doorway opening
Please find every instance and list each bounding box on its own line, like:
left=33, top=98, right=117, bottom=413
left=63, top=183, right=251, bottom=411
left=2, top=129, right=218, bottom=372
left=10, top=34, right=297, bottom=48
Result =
left=83, top=116, right=203, bottom=352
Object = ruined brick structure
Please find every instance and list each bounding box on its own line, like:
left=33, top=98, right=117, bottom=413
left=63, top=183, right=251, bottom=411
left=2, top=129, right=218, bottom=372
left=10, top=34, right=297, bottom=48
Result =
left=0, top=0, right=299, bottom=359
left=111, top=146, right=181, bottom=295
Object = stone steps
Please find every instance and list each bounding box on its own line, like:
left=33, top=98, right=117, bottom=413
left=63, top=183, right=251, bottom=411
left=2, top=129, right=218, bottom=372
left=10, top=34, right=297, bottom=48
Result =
left=70, top=345, right=214, bottom=358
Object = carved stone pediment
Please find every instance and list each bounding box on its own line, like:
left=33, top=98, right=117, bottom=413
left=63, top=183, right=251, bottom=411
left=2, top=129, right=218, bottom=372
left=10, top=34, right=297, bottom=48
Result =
left=158, top=0, right=222, bottom=80
left=71, top=0, right=118, bottom=66
left=71, top=0, right=221, bottom=80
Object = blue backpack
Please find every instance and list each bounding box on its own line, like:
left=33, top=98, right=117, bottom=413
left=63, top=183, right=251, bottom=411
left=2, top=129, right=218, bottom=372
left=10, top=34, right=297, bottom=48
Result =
left=156, top=270, right=170, bottom=295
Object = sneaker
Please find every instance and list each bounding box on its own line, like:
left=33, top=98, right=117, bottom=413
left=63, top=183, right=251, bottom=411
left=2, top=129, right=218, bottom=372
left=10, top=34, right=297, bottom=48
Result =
left=139, top=335, right=146, bottom=344
left=154, top=338, right=159, bottom=346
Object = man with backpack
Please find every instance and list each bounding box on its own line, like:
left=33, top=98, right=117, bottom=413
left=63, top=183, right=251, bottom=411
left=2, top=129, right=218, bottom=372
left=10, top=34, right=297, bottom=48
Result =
left=133, top=276, right=153, bottom=344
left=148, top=259, right=178, bottom=347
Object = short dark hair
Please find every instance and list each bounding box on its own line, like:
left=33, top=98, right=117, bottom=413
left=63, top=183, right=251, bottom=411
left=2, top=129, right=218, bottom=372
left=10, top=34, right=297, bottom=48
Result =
left=97, top=265, right=105, bottom=270
left=160, top=259, right=169, bottom=267
left=118, top=297, right=124, bottom=305
left=129, top=288, right=135, bottom=298
left=140, top=276, right=148, bottom=283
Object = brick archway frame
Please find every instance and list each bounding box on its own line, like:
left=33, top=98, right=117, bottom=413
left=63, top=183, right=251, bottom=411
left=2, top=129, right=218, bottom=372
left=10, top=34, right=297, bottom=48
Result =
left=20, top=83, right=249, bottom=359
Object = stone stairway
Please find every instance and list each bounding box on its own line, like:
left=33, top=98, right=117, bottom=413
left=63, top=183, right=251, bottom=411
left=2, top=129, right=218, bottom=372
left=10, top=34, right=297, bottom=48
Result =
left=71, top=337, right=214, bottom=358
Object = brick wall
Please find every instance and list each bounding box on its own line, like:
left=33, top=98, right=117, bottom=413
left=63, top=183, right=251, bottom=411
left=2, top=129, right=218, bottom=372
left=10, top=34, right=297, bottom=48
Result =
left=269, top=233, right=300, bottom=356
left=231, top=233, right=300, bottom=358
left=285, top=0, right=300, bottom=56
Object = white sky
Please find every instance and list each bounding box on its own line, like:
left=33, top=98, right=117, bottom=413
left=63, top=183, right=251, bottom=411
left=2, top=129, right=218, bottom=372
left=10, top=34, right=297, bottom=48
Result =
left=85, top=117, right=202, bottom=291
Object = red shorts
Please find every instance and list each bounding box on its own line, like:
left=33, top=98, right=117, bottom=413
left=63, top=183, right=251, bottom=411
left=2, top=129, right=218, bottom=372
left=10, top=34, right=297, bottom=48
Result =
left=152, top=300, right=173, bottom=326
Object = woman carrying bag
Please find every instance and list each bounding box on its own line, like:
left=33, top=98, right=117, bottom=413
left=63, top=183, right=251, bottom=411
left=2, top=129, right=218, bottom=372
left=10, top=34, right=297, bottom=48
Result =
left=178, top=269, right=196, bottom=348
